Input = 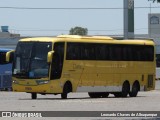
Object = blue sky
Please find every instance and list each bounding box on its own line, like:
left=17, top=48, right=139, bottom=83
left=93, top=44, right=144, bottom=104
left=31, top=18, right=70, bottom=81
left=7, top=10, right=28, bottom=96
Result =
left=0, top=0, right=160, bottom=36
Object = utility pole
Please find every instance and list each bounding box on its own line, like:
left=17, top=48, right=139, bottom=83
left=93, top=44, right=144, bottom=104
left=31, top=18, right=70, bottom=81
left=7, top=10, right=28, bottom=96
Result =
left=124, top=0, right=134, bottom=39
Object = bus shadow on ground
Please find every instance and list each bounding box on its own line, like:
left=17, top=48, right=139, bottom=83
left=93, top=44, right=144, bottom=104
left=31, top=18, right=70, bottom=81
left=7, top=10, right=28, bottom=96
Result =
left=19, top=96, right=146, bottom=100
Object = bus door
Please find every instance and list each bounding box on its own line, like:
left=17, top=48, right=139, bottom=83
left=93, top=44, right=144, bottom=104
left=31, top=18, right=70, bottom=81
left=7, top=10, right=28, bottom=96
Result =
left=50, top=42, right=64, bottom=81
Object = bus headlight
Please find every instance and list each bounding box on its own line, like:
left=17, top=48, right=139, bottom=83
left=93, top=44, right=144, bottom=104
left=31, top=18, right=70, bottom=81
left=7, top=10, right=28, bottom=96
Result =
left=36, top=80, right=49, bottom=85
left=13, top=80, right=19, bottom=84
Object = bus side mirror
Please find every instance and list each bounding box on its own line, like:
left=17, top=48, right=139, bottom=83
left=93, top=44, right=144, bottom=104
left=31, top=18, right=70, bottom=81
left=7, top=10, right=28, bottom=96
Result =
left=47, top=51, right=54, bottom=63
left=6, top=50, right=15, bottom=63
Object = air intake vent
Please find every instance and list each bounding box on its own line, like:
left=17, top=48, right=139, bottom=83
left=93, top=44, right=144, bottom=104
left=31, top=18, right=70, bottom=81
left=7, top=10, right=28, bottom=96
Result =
left=148, top=75, right=153, bottom=88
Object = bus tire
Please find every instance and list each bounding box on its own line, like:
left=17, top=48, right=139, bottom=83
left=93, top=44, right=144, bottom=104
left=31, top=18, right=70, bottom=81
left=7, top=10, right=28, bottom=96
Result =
left=61, top=83, right=71, bottom=99
left=121, top=81, right=130, bottom=97
left=129, top=82, right=139, bottom=97
left=31, top=93, right=37, bottom=99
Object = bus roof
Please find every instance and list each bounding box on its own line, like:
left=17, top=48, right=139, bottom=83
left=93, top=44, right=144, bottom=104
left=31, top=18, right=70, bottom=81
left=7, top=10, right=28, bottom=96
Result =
left=57, top=35, right=114, bottom=40
left=19, top=35, right=155, bottom=46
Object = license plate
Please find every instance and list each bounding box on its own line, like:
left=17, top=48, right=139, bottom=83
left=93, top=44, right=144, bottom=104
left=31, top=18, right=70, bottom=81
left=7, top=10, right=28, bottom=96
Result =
left=25, top=87, right=32, bottom=90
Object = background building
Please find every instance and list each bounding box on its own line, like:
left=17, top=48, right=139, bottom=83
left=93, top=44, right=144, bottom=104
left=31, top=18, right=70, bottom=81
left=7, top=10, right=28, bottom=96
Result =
left=148, top=13, right=160, bottom=55
left=0, top=26, right=20, bottom=49
left=148, top=13, right=160, bottom=39
left=148, top=14, right=160, bottom=79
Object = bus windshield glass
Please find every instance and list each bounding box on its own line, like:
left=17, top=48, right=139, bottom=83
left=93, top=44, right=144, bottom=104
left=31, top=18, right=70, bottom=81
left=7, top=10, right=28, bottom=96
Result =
left=13, top=42, right=52, bottom=78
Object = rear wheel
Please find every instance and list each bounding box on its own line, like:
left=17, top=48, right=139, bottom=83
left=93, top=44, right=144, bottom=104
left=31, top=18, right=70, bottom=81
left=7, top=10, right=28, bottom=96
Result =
left=129, top=82, right=139, bottom=97
left=121, top=82, right=130, bottom=97
left=31, top=93, right=37, bottom=99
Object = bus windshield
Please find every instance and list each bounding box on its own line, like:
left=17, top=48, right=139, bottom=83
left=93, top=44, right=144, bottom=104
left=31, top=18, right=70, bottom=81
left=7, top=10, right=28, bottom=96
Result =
left=13, top=42, right=52, bottom=78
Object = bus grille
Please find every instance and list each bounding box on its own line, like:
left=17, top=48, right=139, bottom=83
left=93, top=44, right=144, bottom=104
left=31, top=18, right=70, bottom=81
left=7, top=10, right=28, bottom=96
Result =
left=147, top=75, right=153, bottom=88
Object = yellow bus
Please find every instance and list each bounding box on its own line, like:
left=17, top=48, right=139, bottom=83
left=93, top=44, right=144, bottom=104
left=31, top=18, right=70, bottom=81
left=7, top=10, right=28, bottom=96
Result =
left=6, top=35, right=155, bottom=99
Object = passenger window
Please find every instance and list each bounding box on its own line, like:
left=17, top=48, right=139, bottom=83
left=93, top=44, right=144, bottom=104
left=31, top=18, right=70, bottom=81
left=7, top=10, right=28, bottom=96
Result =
left=67, top=43, right=81, bottom=60
left=81, top=44, right=95, bottom=60
left=96, top=44, right=108, bottom=60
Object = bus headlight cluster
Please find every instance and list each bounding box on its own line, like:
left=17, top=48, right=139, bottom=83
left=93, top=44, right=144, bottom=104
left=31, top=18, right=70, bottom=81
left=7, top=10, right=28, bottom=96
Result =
left=13, top=80, right=19, bottom=84
left=36, top=80, right=49, bottom=85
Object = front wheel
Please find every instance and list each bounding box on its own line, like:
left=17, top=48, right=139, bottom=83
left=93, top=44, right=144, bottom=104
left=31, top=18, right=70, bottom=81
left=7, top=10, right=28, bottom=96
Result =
left=61, top=84, right=69, bottom=99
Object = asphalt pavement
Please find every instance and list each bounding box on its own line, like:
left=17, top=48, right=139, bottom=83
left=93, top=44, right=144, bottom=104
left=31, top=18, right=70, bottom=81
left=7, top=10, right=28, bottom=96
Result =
left=0, top=81, right=160, bottom=120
